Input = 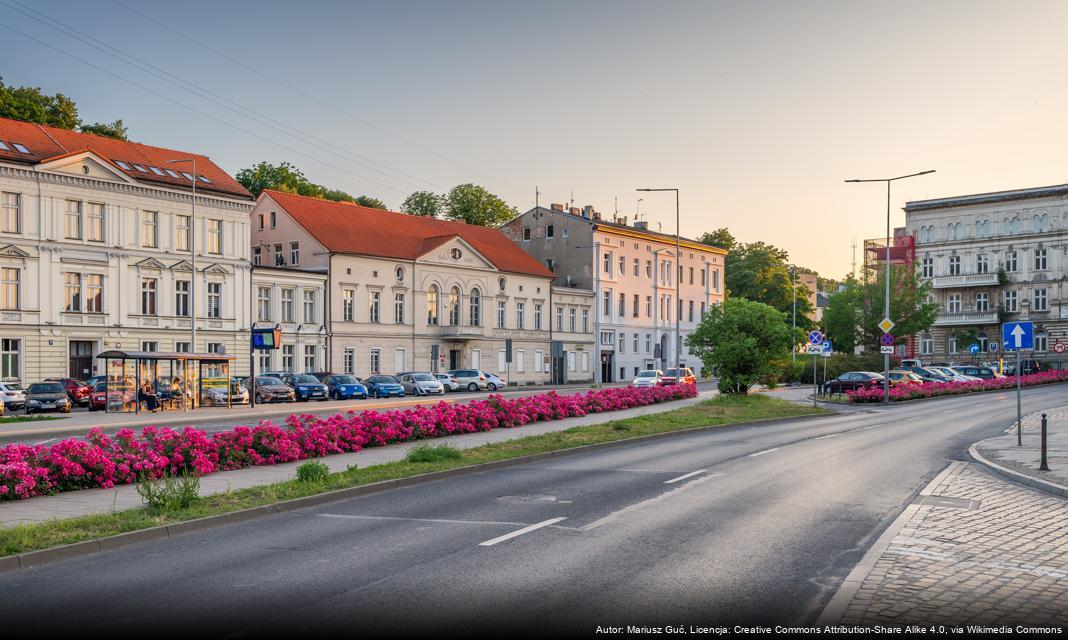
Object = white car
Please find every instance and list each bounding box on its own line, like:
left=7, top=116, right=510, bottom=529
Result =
left=0, top=381, right=26, bottom=409
left=928, top=366, right=979, bottom=382
left=434, top=373, right=461, bottom=392
left=447, top=369, right=489, bottom=392
left=397, top=372, right=446, bottom=396
left=632, top=370, right=664, bottom=388
left=481, top=371, right=507, bottom=391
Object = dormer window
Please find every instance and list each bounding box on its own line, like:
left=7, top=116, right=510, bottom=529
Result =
left=0, top=142, right=9, bottom=151
left=149, top=167, right=165, bottom=176
left=115, top=160, right=131, bottom=170
left=164, top=169, right=180, bottom=178
left=133, top=164, right=148, bottom=172
left=11, top=143, right=29, bottom=154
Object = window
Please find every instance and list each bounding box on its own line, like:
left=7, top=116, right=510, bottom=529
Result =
left=257, top=286, right=271, bottom=321
left=1, top=192, right=19, bottom=233
left=1036, top=331, right=1048, bottom=352
left=948, top=336, right=958, bottom=355
left=1034, top=248, right=1048, bottom=271
left=701, top=301, right=706, bottom=318
left=303, top=290, right=316, bottom=323
left=921, top=257, right=933, bottom=278
left=618, top=292, right=625, bottom=316
left=532, top=349, right=543, bottom=373
left=469, top=289, right=481, bottom=326
left=207, top=283, right=221, bottom=318
left=142, top=211, right=158, bottom=247
left=290, top=242, right=300, bottom=265
left=343, top=348, right=355, bottom=374
left=0, top=338, right=19, bottom=379
left=569, top=308, right=576, bottom=332
left=545, top=258, right=555, bottom=271
left=64, top=273, right=81, bottom=312
left=700, top=268, right=706, bottom=287
left=516, top=350, right=525, bottom=373
left=252, top=247, right=261, bottom=266
left=11, top=143, right=28, bottom=154
left=207, top=219, right=222, bottom=254
left=666, top=296, right=672, bottom=321
left=394, top=293, right=405, bottom=324
left=516, top=301, right=525, bottom=329
left=343, top=289, right=354, bottom=322
left=1034, top=288, right=1048, bottom=311
left=601, top=331, right=613, bottom=346
left=522, top=227, right=531, bottom=241
left=1004, top=251, right=1018, bottom=272
left=142, top=341, right=159, bottom=352
left=1, top=268, right=18, bottom=310
left=270, top=212, right=277, bottom=228
left=395, top=265, right=405, bottom=282
left=448, top=287, right=460, bottom=325
left=258, top=350, right=272, bottom=372
left=712, top=270, right=720, bottom=291
left=141, top=278, right=157, bottom=315
left=618, top=333, right=625, bottom=354
left=633, top=333, right=639, bottom=352
left=565, top=351, right=575, bottom=372
left=978, top=333, right=989, bottom=352
left=921, top=333, right=933, bottom=355
left=66, top=200, right=82, bottom=239
left=562, top=228, right=568, bottom=239
left=645, top=260, right=652, bottom=278
left=582, top=309, right=589, bottom=332
left=534, top=303, right=542, bottom=330
left=603, top=252, right=612, bottom=276
left=497, top=300, right=506, bottom=328
left=282, top=345, right=295, bottom=372
left=689, top=300, right=695, bottom=322
left=646, top=295, right=652, bottom=317
left=976, top=254, right=989, bottom=274
left=370, top=348, right=381, bottom=374
left=281, top=289, right=294, bottom=322
left=645, top=334, right=651, bottom=353
left=546, top=225, right=554, bottom=238
left=369, top=291, right=381, bottom=323
left=427, top=285, right=439, bottom=325
left=87, top=203, right=104, bottom=242
left=632, top=294, right=639, bottom=318
left=304, top=345, right=316, bottom=372
left=948, top=255, right=960, bottom=276
left=633, top=258, right=639, bottom=276
left=86, top=274, right=102, bottom=312
left=149, top=166, right=164, bottom=176
left=976, top=292, right=989, bottom=313
left=947, top=293, right=961, bottom=314
left=1003, top=290, right=1018, bottom=313
left=172, top=280, right=189, bottom=317
left=498, top=350, right=507, bottom=373
left=689, top=267, right=694, bottom=285
left=472, top=349, right=481, bottom=369
left=618, top=255, right=625, bottom=275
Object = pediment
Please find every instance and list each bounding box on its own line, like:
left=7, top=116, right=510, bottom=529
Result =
left=416, top=236, right=495, bottom=270
left=201, top=263, right=230, bottom=275
left=38, top=150, right=136, bottom=184
left=0, top=245, right=31, bottom=258
left=171, top=260, right=193, bottom=272
left=135, top=257, right=167, bottom=270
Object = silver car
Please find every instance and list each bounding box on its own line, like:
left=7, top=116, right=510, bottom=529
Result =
left=481, top=371, right=507, bottom=391
left=397, top=372, right=445, bottom=396
left=632, top=369, right=664, bottom=388
left=448, top=369, right=489, bottom=392
left=434, top=373, right=461, bottom=392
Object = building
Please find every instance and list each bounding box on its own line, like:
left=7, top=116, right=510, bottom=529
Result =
left=905, top=183, right=1068, bottom=365
left=797, top=272, right=821, bottom=323
left=501, top=204, right=727, bottom=382
left=549, top=285, right=595, bottom=384
left=250, top=266, right=329, bottom=375
left=250, top=190, right=557, bottom=384
left=0, top=117, right=254, bottom=382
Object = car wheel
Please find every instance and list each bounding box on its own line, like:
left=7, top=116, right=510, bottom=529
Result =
left=467, top=383, right=478, bottom=392
left=62, top=405, right=71, bottom=414
left=487, top=383, right=497, bottom=391
left=256, top=393, right=264, bottom=404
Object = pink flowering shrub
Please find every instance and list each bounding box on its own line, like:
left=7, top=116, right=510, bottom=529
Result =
left=847, top=369, right=1068, bottom=403
left=0, top=383, right=697, bottom=500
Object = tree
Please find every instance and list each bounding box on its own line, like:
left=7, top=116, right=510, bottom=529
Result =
left=0, top=79, right=80, bottom=130
left=697, top=228, right=736, bottom=252
left=401, top=190, right=442, bottom=217
left=79, top=119, right=128, bottom=140
left=354, top=195, right=387, bottom=210
left=823, top=266, right=939, bottom=353
left=686, top=297, right=795, bottom=395
left=236, top=161, right=385, bottom=207
left=726, top=241, right=815, bottom=329
left=443, top=183, right=517, bottom=227
left=822, top=275, right=862, bottom=353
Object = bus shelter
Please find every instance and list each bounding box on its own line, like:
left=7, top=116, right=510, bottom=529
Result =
left=95, top=350, right=236, bottom=414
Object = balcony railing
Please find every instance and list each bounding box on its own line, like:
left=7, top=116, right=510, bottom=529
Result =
left=931, top=273, right=999, bottom=288
left=439, top=325, right=484, bottom=339
left=934, top=311, right=998, bottom=326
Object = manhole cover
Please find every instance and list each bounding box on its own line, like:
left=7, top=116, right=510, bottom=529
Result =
left=496, top=495, right=558, bottom=504
left=915, top=495, right=982, bottom=510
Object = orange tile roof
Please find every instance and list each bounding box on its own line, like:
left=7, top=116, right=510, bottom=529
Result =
left=264, top=189, right=554, bottom=278
left=0, top=116, right=251, bottom=199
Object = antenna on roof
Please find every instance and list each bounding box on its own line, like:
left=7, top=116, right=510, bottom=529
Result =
left=535, top=185, right=539, bottom=212
left=569, top=190, right=574, bottom=208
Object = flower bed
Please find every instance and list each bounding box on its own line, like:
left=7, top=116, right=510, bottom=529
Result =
left=0, top=384, right=697, bottom=501
left=846, top=369, right=1068, bottom=403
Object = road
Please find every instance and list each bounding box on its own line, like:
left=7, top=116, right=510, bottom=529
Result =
left=1, top=383, right=1065, bottom=634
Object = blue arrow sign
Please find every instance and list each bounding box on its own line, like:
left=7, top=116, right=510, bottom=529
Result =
left=969, top=344, right=980, bottom=354
left=1002, top=321, right=1033, bottom=351
left=808, top=330, right=823, bottom=345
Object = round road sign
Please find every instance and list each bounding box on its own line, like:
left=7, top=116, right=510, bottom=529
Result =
left=879, top=333, right=894, bottom=347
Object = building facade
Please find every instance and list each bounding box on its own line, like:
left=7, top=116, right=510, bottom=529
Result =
left=0, top=117, right=254, bottom=382
left=501, top=204, right=727, bottom=382
left=905, top=183, right=1068, bottom=365
left=549, top=285, right=595, bottom=384
left=250, top=266, right=329, bottom=375
left=250, top=190, right=557, bottom=385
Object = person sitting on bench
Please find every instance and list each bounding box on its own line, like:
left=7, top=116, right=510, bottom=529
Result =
left=139, top=382, right=159, bottom=412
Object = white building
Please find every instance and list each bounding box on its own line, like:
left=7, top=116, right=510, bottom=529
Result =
left=0, top=117, right=254, bottom=381
left=250, top=265, right=329, bottom=374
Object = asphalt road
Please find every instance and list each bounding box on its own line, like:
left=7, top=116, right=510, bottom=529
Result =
left=2, top=383, right=1065, bottom=635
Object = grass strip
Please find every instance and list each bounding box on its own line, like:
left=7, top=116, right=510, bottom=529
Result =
left=0, top=415, right=63, bottom=424
left=0, top=394, right=827, bottom=556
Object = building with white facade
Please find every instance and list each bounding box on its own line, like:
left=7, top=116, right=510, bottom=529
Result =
left=250, top=265, right=329, bottom=375
left=0, top=117, right=254, bottom=381
left=502, top=204, right=727, bottom=382
left=250, top=190, right=557, bottom=384
left=548, top=285, right=595, bottom=384
left=905, top=183, right=1068, bottom=365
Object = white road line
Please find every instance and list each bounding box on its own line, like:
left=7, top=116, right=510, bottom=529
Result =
left=479, top=517, right=567, bottom=546
left=861, top=424, right=885, bottom=430
left=663, top=469, right=707, bottom=484
left=32, top=437, right=56, bottom=446
left=748, top=447, right=780, bottom=457
left=813, top=434, right=839, bottom=440
left=318, top=513, right=528, bottom=527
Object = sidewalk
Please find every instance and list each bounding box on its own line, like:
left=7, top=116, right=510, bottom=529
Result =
left=972, top=406, right=1068, bottom=495
left=0, top=389, right=717, bottom=528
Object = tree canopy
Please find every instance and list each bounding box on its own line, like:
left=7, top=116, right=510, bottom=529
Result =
left=726, top=241, right=815, bottom=329
left=697, top=228, right=736, bottom=252
left=442, top=184, right=517, bottom=227
left=401, top=190, right=443, bottom=217
left=235, top=161, right=386, bottom=208
left=0, top=79, right=127, bottom=139
left=822, top=266, right=939, bottom=353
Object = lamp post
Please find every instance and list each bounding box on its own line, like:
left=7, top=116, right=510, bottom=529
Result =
left=637, top=188, right=680, bottom=377
left=845, top=170, right=935, bottom=403
left=167, top=158, right=197, bottom=355
left=790, top=265, right=797, bottom=362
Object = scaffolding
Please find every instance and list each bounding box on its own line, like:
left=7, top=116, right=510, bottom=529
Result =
left=864, top=230, right=918, bottom=358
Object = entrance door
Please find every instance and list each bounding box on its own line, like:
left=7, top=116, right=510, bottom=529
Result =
left=69, top=340, right=94, bottom=379
left=600, top=353, right=613, bottom=383
left=449, top=349, right=460, bottom=371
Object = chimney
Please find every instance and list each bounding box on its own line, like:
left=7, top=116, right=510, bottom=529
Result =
left=551, top=203, right=565, bottom=212
left=620, top=216, right=628, bottom=226
left=582, top=205, right=593, bottom=218
left=570, top=207, right=582, bottom=217
left=592, top=211, right=602, bottom=221
left=634, top=220, right=649, bottom=230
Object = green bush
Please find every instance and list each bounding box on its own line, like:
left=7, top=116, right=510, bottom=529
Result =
left=136, top=472, right=200, bottom=514
left=797, top=352, right=886, bottom=384
left=405, top=444, right=463, bottom=463
left=296, top=460, right=331, bottom=484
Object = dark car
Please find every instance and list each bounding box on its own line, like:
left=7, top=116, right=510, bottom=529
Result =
left=322, top=374, right=368, bottom=400
left=899, top=366, right=953, bottom=383
left=44, top=378, right=91, bottom=406
left=308, top=372, right=336, bottom=382
left=364, top=375, right=405, bottom=398
left=88, top=381, right=108, bottom=411
left=1016, top=359, right=1044, bottom=376
left=823, top=371, right=885, bottom=394
left=281, top=374, right=329, bottom=402
left=250, top=376, right=296, bottom=404
left=26, top=381, right=73, bottom=414
left=952, top=366, right=1001, bottom=380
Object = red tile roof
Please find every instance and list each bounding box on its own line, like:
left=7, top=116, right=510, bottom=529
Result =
left=264, top=189, right=554, bottom=278
left=0, top=116, right=251, bottom=199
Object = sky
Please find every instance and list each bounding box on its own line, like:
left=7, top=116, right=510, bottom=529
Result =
left=3, top=0, right=1068, bottom=279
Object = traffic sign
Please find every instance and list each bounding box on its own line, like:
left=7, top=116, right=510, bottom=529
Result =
left=878, top=318, right=895, bottom=334
left=879, top=333, right=894, bottom=347
left=880, top=345, right=894, bottom=354
left=969, top=344, right=980, bottom=354
left=822, top=340, right=831, bottom=352
left=805, top=344, right=821, bottom=354
left=1055, top=342, right=1065, bottom=354
left=808, top=330, right=824, bottom=345
left=989, top=342, right=999, bottom=353
left=1002, top=321, right=1034, bottom=351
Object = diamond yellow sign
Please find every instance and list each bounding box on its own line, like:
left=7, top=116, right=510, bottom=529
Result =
left=878, top=318, right=895, bottom=334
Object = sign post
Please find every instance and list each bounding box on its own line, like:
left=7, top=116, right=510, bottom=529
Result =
left=877, top=320, right=894, bottom=404
left=808, top=331, right=823, bottom=407
left=1002, top=321, right=1034, bottom=447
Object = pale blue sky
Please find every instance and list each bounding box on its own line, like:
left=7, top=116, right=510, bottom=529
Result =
left=4, top=0, right=1068, bottom=277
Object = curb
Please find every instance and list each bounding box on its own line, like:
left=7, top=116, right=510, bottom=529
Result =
left=0, top=408, right=832, bottom=574
left=967, top=442, right=1068, bottom=499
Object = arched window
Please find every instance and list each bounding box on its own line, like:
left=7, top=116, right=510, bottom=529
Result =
left=1033, top=215, right=1042, bottom=233
left=448, top=286, right=460, bottom=325
left=427, top=284, right=439, bottom=325
left=955, top=222, right=962, bottom=239
left=1041, top=213, right=1051, bottom=232
left=395, top=265, right=405, bottom=282
left=975, top=220, right=983, bottom=237
left=469, top=288, right=481, bottom=326
left=1011, top=218, right=1021, bottom=234
left=1035, top=331, right=1048, bottom=352
left=977, top=332, right=989, bottom=352
left=946, top=223, right=955, bottom=240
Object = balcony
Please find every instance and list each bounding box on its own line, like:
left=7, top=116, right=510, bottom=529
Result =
left=439, top=325, right=485, bottom=340
left=931, top=273, right=999, bottom=289
left=934, top=311, right=998, bottom=326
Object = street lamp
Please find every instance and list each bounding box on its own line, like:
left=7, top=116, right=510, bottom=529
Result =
left=636, top=188, right=680, bottom=377
left=845, top=170, right=935, bottom=403
left=167, top=158, right=198, bottom=355
left=790, top=265, right=797, bottom=362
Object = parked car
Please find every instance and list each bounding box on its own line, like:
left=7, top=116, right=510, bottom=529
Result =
left=322, top=374, right=368, bottom=400
left=281, top=373, right=330, bottom=402
left=202, top=381, right=249, bottom=407
left=481, top=371, right=507, bottom=391
left=632, top=369, right=665, bottom=388
left=364, top=375, right=405, bottom=398
left=926, top=366, right=979, bottom=382
left=951, top=366, right=1002, bottom=380
left=88, top=381, right=108, bottom=411
left=448, top=369, right=488, bottom=392
left=308, top=372, right=336, bottom=382
left=25, top=381, right=72, bottom=413
left=397, top=372, right=445, bottom=396
left=84, top=375, right=107, bottom=391
left=661, top=367, right=697, bottom=386
left=887, top=370, right=925, bottom=386
left=823, top=371, right=885, bottom=394
left=434, top=373, right=461, bottom=392
left=44, top=378, right=91, bottom=406
left=250, top=376, right=296, bottom=404
left=0, top=381, right=26, bottom=410
left=1016, top=359, right=1044, bottom=376
left=899, top=359, right=924, bottom=369
left=899, top=366, right=953, bottom=383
